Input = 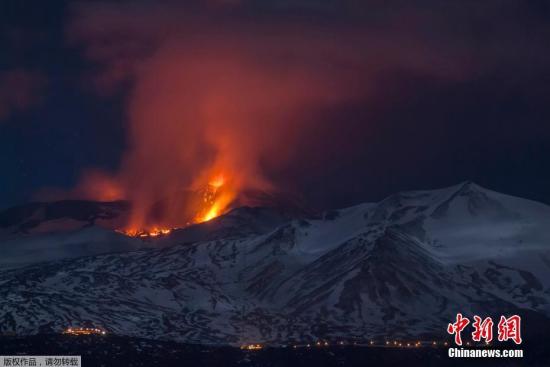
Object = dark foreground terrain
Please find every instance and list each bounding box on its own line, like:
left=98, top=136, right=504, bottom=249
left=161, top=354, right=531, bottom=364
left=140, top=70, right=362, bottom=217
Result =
left=0, top=335, right=548, bottom=367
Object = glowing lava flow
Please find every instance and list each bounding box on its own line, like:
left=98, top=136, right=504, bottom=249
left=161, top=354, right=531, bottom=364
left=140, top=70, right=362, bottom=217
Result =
left=117, top=174, right=235, bottom=237
left=194, top=175, right=235, bottom=223
left=117, top=227, right=172, bottom=238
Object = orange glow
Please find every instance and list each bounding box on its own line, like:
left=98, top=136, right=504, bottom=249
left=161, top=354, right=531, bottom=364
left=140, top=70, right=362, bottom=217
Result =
left=66, top=21, right=361, bottom=242
left=71, top=169, right=125, bottom=202
left=117, top=172, right=236, bottom=237
left=209, top=174, right=226, bottom=189
left=193, top=173, right=236, bottom=224
left=241, top=344, right=263, bottom=350
left=64, top=327, right=106, bottom=336
left=117, top=226, right=172, bottom=238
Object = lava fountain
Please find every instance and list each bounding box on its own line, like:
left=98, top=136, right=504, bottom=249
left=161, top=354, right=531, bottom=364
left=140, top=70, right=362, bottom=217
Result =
left=117, top=172, right=237, bottom=238
left=67, top=24, right=353, bottom=239
left=193, top=174, right=236, bottom=223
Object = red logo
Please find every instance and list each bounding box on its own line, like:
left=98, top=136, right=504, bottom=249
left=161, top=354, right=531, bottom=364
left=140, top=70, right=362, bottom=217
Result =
left=471, top=315, right=494, bottom=343
left=447, top=314, right=522, bottom=345
left=447, top=313, right=470, bottom=346
left=497, top=315, right=522, bottom=345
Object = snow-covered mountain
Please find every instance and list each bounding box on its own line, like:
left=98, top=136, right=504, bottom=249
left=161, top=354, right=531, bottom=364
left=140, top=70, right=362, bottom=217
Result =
left=0, top=200, right=139, bottom=269
left=0, top=182, right=549, bottom=344
left=0, top=200, right=130, bottom=234
left=0, top=197, right=298, bottom=269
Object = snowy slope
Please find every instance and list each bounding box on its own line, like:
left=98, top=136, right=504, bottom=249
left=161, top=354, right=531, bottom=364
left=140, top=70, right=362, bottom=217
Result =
left=0, top=182, right=549, bottom=344
left=0, top=202, right=294, bottom=270
left=0, top=200, right=130, bottom=234
left=0, top=227, right=144, bottom=269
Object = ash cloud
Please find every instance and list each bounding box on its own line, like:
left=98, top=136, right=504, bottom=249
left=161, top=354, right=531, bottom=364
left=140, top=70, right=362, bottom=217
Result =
left=65, top=0, right=550, bottom=222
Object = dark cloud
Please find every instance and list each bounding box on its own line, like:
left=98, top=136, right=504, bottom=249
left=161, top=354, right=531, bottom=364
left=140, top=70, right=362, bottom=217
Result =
left=2, top=0, right=550, bottom=211
left=62, top=0, right=550, bottom=214
left=0, top=69, right=46, bottom=121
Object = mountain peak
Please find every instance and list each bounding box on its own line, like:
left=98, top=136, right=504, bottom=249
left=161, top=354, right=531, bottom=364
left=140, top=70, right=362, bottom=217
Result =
left=455, top=180, right=485, bottom=193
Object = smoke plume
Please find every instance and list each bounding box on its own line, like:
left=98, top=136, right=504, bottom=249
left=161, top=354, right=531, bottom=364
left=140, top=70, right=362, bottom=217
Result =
left=67, top=1, right=474, bottom=230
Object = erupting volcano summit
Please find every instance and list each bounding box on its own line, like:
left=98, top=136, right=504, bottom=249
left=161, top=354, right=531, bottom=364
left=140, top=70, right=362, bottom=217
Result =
left=117, top=173, right=238, bottom=237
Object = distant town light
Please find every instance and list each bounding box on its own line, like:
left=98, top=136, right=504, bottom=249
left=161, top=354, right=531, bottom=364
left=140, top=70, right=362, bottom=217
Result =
left=63, top=327, right=106, bottom=336
left=240, top=344, right=263, bottom=351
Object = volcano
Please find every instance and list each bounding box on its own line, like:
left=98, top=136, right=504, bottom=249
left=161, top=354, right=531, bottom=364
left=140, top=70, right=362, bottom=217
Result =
left=0, top=182, right=549, bottom=344
left=0, top=187, right=309, bottom=268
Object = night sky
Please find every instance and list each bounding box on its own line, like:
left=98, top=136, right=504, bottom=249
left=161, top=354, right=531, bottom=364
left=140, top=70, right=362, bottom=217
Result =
left=1, top=0, right=550, bottom=212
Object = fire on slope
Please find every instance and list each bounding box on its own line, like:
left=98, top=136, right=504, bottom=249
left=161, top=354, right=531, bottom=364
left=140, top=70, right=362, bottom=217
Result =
left=193, top=174, right=235, bottom=223
left=117, top=227, right=172, bottom=238
left=117, top=174, right=236, bottom=238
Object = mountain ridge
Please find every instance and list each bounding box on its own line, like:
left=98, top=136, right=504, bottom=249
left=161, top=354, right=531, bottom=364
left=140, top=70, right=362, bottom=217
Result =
left=0, top=182, right=549, bottom=344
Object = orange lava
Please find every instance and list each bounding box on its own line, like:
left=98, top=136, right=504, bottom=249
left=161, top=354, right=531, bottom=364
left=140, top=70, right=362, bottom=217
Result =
left=193, top=174, right=236, bottom=223
left=117, top=227, right=172, bottom=238
left=118, top=173, right=236, bottom=237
